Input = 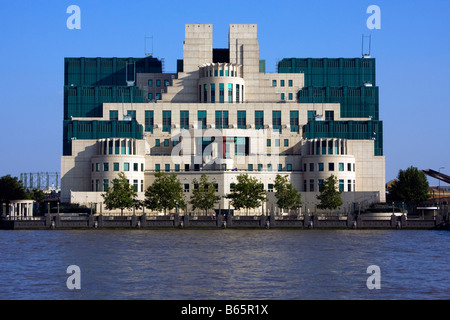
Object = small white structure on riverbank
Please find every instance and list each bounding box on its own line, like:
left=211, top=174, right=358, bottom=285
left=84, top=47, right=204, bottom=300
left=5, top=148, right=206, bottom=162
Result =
left=9, top=200, right=35, bottom=218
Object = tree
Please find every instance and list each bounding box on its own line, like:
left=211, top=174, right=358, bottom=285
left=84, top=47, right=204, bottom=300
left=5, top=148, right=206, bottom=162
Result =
left=0, top=175, right=27, bottom=213
left=101, top=172, right=137, bottom=215
left=190, top=174, right=221, bottom=215
left=274, top=174, right=302, bottom=212
left=388, top=166, right=429, bottom=203
left=226, top=174, right=266, bottom=215
left=316, top=175, right=343, bottom=211
left=144, top=172, right=185, bottom=214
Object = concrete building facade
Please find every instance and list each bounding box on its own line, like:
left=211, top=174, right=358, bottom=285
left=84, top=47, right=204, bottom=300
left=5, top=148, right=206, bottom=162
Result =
left=61, top=24, right=385, bottom=215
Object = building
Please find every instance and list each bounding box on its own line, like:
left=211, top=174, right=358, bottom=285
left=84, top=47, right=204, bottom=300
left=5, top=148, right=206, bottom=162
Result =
left=61, top=24, right=385, bottom=214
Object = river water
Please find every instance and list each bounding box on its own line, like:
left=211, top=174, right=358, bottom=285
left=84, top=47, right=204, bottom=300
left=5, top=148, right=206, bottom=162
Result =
left=0, top=229, right=448, bottom=300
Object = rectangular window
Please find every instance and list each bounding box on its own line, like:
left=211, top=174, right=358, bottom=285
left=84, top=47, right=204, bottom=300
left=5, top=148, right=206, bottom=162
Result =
left=290, top=110, right=299, bottom=133
left=148, top=79, right=153, bottom=87
left=268, top=164, right=272, bottom=171
left=348, top=163, right=352, bottom=171
left=156, top=93, right=161, bottom=100
left=155, top=139, right=160, bottom=147
left=184, top=184, right=190, bottom=192
left=141, top=180, right=144, bottom=192
left=280, top=80, right=285, bottom=87
left=281, top=93, right=285, bottom=100
left=309, top=163, right=314, bottom=172
left=113, top=162, right=119, bottom=171
left=348, top=179, right=352, bottom=192
left=133, top=180, right=138, bottom=192
left=225, top=70, right=229, bottom=77
left=156, top=79, right=161, bottom=87
left=148, top=93, right=153, bottom=100
left=220, top=70, right=224, bottom=76
left=165, top=164, right=170, bottom=172
left=318, top=179, right=324, bottom=191
left=268, top=184, right=274, bottom=192
left=96, top=163, right=100, bottom=172
left=228, top=83, right=233, bottom=103
left=272, top=80, right=277, bottom=86
left=255, top=110, right=264, bottom=129
left=108, top=140, right=113, bottom=154
left=310, top=179, right=314, bottom=192
left=318, top=163, right=324, bottom=171
left=325, top=110, right=334, bottom=121
left=96, top=180, right=100, bottom=192
left=133, top=163, right=138, bottom=171
left=103, top=179, right=109, bottom=191
left=124, top=163, right=129, bottom=171
left=180, top=110, right=189, bottom=130
left=303, top=180, right=307, bottom=192
left=339, top=180, right=344, bottom=192
left=198, top=110, right=207, bottom=129
left=267, top=139, right=271, bottom=147
left=272, top=110, right=281, bottom=132
left=275, top=139, right=280, bottom=147
left=155, top=164, right=160, bottom=172
left=163, top=110, right=171, bottom=133
left=219, top=83, right=224, bottom=103
left=248, top=164, right=253, bottom=171
left=237, top=110, right=246, bottom=129
left=110, top=110, right=118, bottom=121
left=284, top=139, right=289, bottom=147
left=287, top=164, right=292, bottom=171
left=164, top=79, right=169, bottom=87
left=175, top=164, right=180, bottom=172
left=288, top=93, right=293, bottom=100
left=215, top=110, right=229, bottom=129
left=210, top=83, right=215, bottom=103
left=278, top=164, right=282, bottom=171
left=145, top=110, right=154, bottom=132
left=339, top=163, right=344, bottom=171
left=236, top=84, right=240, bottom=103
left=329, top=163, right=335, bottom=171
left=258, top=164, right=263, bottom=172
left=328, top=140, right=333, bottom=154
left=203, top=84, right=207, bottom=103
left=164, top=139, right=170, bottom=147
left=103, top=163, right=109, bottom=172
left=288, top=80, right=293, bottom=87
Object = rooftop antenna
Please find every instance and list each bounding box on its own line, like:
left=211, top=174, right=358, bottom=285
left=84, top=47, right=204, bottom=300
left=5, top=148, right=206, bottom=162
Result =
left=145, top=36, right=153, bottom=57
left=362, top=34, right=371, bottom=58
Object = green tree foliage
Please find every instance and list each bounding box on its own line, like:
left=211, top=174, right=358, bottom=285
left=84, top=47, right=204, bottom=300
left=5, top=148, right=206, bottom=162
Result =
left=101, top=172, right=137, bottom=215
left=190, top=174, right=221, bottom=215
left=226, top=174, right=266, bottom=214
left=316, top=175, right=343, bottom=211
left=144, top=172, right=185, bottom=214
left=0, top=175, right=27, bottom=205
left=388, top=166, right=429, bottom=203
left=274, top=174, right=302, bottom=211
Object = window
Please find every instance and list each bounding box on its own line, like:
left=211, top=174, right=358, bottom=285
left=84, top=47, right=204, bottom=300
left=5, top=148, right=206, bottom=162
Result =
left=288, top=80, right=293, bottom=87
left=148, top=79, right=153, bottom=87
left=235, top=84, right=240, bottom=103
left=339, top=163, right=344, bottom=171
left=163, top=110, right=171, bottom=133
left=103, top=163, right=109, bottom=172
left=318, top=163, right=324, bottom=171
left=96, top=163, right=100, bottom=172
left=210, top=83, right=215, bottom=103
left=288, top=93, right=293, bottom=100
left=215, top=110, right=228, bottom=129
left=268, top=184, right=274, bottom=192
left=156, top=79, right=161, bottom=87
left=290, top=111, right=299, bottom=133
left=110, top=110, right=118, bottom=121
left=141, top=180, right=144, bottom=192
left=284, top=139, right=289, bottom=147
left=310, top=179, right=314, bottom=192
left=353, top=163, right=356, bottom=172
left=108, top=140, right=113, bottom=154
left=258, top=164, right=263, bottom=172
left=220, top=70, right=224, bottom=76
left=347, top=163, right=352, bottom=171
left=124, top=163, right=129, bottom=171
left=339, top=180, right=344, bottom=192
left=203, top=84, right=207, bottom=102
left=96, top=180, right=100, bottom=192
left=328, top=140, right=333, bottom=154
left=184, top=184, right=190, bottom=192
left=278, top=164, right=282, bottom=171
left=255, top=111, right=264, bottom=129
left=248, top=164, right=253, bottom=171
left=309, top=163, right=314, bottom=172
left=155, top=164, right=160, bottom=172
left=180, top=110, right=189, bottom=130
left=280, top=80, right=285, bottom=87
left=164, top=79, right=169, bottom=87
left=198, top=110, right=207, bottom=129
left=237, top=110, right=246, bottom=129
left=148, top=93, right=153, bottom=100
left=329, top=163, right=335, bottom=171
left=145, top=110, right=154, bottom=132
left=113, top=163, right=119, bottom=171
left=133, top=163, right=138, bottom=172
left=165, top=164, right=170, bottom=172
left=272, top=80, right=277, bottom=86
left=348, top=179, right=352, bottom=192
left=272, top=111, right=281, bottom=132
left=325, top=110, right=334, bottom=121
left=155, top=139, right=160, bottom=147
left=219, top=83, right=224, bottom=103
left=141, top=163, right=144, bottom=171
left=225, top=70, right=229, bottom=76
left=281, top=93, right=285, bottom=100
left=133, top=180, right=138, bottom=192
left=275, top=139, right=280, bottom=147
left=287, top=164, right=292, bottom=171
left=103, top=179, right=109, bottom=191
left=164, top=139, right=170, bottom=147
left=268, top=164, right=272, bottom=171
left=318, top=179, right=324, bottom=191
left=228, top=83, right=233, bottom=103
left=267, top=139, right=271, bottom=147
left=230, top=183, right=236, bottom=192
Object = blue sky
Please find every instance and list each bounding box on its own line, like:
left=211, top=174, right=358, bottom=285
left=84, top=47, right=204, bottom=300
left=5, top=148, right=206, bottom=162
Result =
left=0, top=0, right=448, bottom=186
